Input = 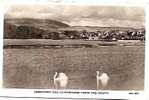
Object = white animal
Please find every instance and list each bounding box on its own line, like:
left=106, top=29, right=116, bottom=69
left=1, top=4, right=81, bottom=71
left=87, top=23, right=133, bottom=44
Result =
left=96, top=71, right=110, bottom=89
left=53, top=72, right=68, bottom=89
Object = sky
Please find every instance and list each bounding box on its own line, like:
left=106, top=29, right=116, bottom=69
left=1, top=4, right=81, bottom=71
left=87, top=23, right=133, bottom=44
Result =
left=5, top=5, right=145, bottom=28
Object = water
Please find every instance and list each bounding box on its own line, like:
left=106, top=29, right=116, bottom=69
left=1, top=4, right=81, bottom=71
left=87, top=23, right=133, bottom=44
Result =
left=3, top=46, right=144, bottom=90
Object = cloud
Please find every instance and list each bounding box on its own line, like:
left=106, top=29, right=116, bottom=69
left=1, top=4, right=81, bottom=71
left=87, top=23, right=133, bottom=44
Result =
left=67, top=18, right=144, bottom=28
left=5, top=5, right=145, bottom=28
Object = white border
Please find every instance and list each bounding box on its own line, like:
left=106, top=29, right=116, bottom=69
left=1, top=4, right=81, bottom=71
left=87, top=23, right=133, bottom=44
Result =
left=0, top=89, right=146, bottom=99
left=144, top=3, right=149, bottom=100
left=0, top=0, right=149, bottom=100
left=0, top=0, right=4, bottom=89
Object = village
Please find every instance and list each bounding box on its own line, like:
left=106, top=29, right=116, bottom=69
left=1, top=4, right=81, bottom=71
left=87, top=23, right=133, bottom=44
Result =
left=61, top=28, right=145, bottom=41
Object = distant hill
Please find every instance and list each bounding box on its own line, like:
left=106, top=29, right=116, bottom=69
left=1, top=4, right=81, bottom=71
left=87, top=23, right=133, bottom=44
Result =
left=59, top=26, right=140, bottom=32
left=4, top=18, right=69, bottom=39
left=5, top=18, right=69, bottom=29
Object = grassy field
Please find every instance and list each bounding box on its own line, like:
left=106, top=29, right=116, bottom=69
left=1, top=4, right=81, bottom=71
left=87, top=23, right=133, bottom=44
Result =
left=3, top=39, right=145, bottom=90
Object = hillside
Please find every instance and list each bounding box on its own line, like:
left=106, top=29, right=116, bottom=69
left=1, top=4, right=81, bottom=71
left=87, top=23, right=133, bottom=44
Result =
left=4, top=18, right=70, bottom=39
left=59, top=26, right=139, bottom=32
left=5, top=18, right=69, bottom=29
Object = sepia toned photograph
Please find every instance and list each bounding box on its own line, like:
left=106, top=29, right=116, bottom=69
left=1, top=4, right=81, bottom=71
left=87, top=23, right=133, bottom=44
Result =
left=3, top=5, right=145, bottom=90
